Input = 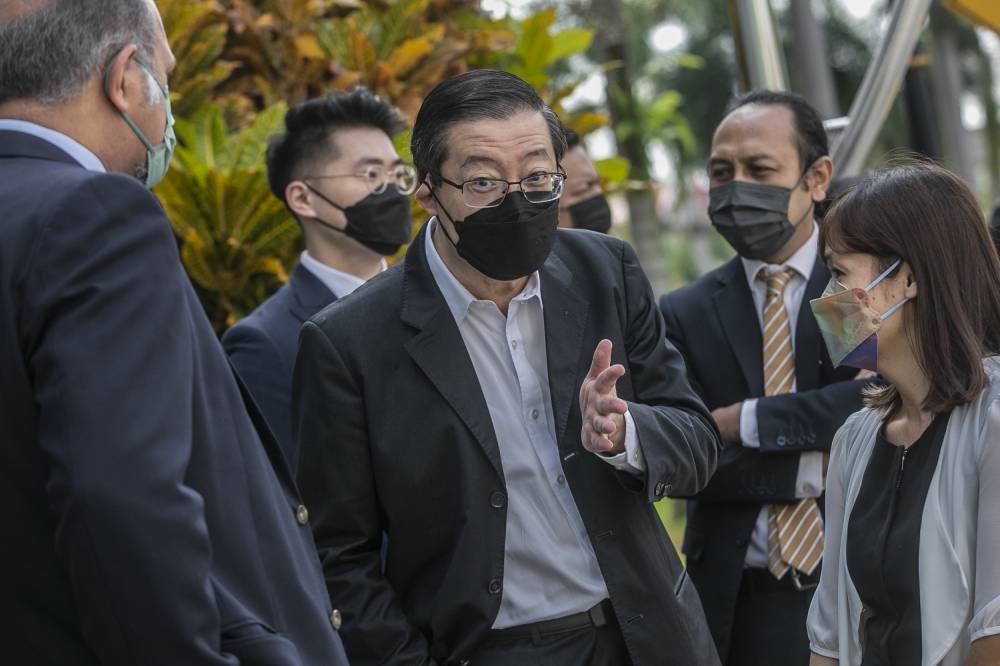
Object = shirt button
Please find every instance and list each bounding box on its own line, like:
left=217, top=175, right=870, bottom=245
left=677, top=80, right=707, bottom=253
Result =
left=511, top=340, right=518, bottom=350
left=295, top=505, right=309, bottom=525
left=488, top=577, right=502, bottom=595
left=802, top=483, right=817, bottom=496
left=489, top=491, right=507, bottom=509
left=531, top=408, right=540, bottom=420
left=557, top=474, right=566, bottom=485
left=330, top=609, right=342, bottom=631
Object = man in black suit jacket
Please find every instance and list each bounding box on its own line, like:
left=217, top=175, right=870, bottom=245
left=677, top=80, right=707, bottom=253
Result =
left=294, top=69, right=723, bottom=666
left=224, top=87, right=415, bottom=464
left=0, top=2, right=347, bottom=664
left=659, top=91, right=867, bottom=666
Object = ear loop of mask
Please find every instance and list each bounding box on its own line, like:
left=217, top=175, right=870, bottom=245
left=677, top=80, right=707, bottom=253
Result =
left=301, top=182, right=356, bottom=236
left=866, top=258, right=907, bottom=321
left=427, top=183, right=462, bottom=248
left=789, top=160, right=819, bottom=229
left=102, top=52, right=159, bottom=152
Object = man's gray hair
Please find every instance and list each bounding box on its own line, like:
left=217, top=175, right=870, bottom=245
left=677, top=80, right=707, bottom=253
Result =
left=0, top=0, right=160, bottom=105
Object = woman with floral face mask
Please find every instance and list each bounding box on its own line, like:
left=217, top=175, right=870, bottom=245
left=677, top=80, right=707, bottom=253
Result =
left=806, top=162, right=1000, bottom=666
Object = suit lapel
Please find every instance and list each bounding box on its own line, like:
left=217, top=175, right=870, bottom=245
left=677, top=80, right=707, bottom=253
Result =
left=288, top=262, right=336, bottom=323
left=540, top=251, right=589, bottom=446
left=229, top=358, right=299, bottom=491
left=400, top=223, right=504, bottom=479
left=712, top=258, right=765, bottom=397
left=794, top=257, right=829, bottom=391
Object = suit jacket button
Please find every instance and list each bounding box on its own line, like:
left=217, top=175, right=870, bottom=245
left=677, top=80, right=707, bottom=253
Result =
left=488, top=578, right=502, bottom=595
left=489, top=491, right=507, bottom=509
left=295, top=505, right=309, bottom=525
left=654, top=481, right=666, bottom=497
left=330, top=609, right=342, bottom=630
left=777, top=436, right=786, bottom=447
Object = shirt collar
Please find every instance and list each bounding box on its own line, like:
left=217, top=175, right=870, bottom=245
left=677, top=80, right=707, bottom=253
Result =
left=741, top=219, right=819, bottom=286
left=424, top=217, right=541, bottom=325
left=0, top=119, right=106, bottom=172
left=299, top=250, right=385, bottom=299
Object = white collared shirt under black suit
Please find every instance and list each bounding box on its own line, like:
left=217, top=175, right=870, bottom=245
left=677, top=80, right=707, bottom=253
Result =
left=293, top=221, right=722, bottom=665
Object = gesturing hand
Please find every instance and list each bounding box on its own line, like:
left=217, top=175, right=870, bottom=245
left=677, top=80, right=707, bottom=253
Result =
left=579, top=339, right=629, bottom=456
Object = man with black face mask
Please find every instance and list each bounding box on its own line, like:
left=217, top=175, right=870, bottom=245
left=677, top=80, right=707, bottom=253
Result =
left=557, top=129, right=613, bottom=233
left=223, top=86, right=414, bottom=465
left=658, top=90, right=870, bottom=666
left=293, top=69, right=723, bottom=666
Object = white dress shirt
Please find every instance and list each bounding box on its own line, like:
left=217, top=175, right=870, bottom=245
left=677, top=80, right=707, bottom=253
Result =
left=298, top=250, right=384, bottom=300
left=0, top=119, right=106, bottom=172
left=425, top=219, right=644, bottom=627
left=738, top=221, right=826, bottom=569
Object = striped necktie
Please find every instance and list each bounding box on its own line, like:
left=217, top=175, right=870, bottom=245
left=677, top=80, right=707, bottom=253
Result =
left=760, top=267, right=824, bottom=579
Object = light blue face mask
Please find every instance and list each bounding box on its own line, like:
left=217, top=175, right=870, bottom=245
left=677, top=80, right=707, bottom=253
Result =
left=104, top=55, right=176, bottom=188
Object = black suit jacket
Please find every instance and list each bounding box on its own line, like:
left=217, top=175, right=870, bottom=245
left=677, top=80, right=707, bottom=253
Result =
left=0, top=130, right=348, bottom=666
left=658, top=255, right=866, bottom=660
left=293, top=222, right=724, bottom=666
left=224, top=262, right=335, bottom=466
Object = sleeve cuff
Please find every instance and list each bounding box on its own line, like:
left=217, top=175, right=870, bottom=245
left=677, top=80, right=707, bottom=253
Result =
left=597, top=410, right=645, bottom=475
left=795, top=452, right=825, bottom=498
left=740, top=398, right=760, bottom=448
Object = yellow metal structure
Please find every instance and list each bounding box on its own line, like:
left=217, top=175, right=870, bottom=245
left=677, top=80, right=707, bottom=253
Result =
left=945, top=0, right=1000, bottom=34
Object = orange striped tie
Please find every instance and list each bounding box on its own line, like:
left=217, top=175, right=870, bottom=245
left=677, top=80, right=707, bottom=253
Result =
left=761, top=268, right=824, bottom=579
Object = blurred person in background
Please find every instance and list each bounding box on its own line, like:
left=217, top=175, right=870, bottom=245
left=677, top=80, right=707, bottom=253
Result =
left=0, top=1, right=348, bottom=663
left=224, top=87, right=415, bottom=466
left=659, top=90, right=869, bottom=666
left=807, top=162, right=1000, bottom=666
left=557, top=129, right=613, bottom=233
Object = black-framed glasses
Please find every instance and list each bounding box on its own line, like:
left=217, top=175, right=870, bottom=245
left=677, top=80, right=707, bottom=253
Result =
left=441, top=171, right=566, bottom=208
left=305, top=164, right=418, bottom=196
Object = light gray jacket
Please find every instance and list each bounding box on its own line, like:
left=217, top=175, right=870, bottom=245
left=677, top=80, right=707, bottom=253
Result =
left=807, top=357, right=1000, bottom=665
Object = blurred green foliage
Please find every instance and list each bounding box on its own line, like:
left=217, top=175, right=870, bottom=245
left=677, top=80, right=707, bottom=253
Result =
left=158, top=0, right=615, bottom=331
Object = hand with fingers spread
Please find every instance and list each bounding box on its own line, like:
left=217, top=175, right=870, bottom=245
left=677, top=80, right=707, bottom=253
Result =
left=579, top=339, right=630, bottom=456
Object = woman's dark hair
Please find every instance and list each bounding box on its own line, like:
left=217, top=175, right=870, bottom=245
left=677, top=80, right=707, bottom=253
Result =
left=410, top=69, right=566, bottom=184
left=820, top=160, right=1000, bottom=415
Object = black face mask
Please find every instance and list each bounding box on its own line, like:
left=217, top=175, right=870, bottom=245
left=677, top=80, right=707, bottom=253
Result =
left=568, top=193, right=612, bottom=233
left=305, top=185, right=412, bottom=256
left=432, top=190, right=560, bottom=281
left=708, top=177, right=813, bottom=260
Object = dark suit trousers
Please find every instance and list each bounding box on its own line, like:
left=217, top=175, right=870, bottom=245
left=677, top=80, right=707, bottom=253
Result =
left=468, top=622, right=632, bottom=666
left=726, top=569, right=812, bottom=666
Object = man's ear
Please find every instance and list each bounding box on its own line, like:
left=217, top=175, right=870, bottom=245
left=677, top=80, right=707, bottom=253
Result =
left=103, top=44, right=142, bottom=115
left=415, top=180, right=439, bottom=217
left=285, top=181, right=318, bottom=219
left=806, top=155, right=834, bottom=203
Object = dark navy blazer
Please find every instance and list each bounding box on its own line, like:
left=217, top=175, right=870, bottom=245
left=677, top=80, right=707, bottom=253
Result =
left=659, top=255, right=866, bottom=661
left=0, top=130, right=348, bottom=666
left=224, top=263, right=335, bottom=468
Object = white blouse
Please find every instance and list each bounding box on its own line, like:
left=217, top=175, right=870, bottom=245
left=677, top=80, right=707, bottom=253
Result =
left=807, top=357, right=1000, bottom=665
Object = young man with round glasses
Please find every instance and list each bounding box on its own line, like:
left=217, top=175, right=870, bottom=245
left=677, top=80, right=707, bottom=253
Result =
left=224, top=86, right=415, bottom=465
left=293, top=69, right=722, bottom=666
